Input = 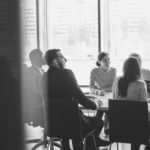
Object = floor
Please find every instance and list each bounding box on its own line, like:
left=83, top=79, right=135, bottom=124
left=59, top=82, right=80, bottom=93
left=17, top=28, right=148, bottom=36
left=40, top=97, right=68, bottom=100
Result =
left=24, top=124, right=146, bottom=150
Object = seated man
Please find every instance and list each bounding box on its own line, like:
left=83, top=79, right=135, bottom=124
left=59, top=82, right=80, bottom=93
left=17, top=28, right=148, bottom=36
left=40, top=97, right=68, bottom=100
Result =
left=41, top=49, right=110, bottom=150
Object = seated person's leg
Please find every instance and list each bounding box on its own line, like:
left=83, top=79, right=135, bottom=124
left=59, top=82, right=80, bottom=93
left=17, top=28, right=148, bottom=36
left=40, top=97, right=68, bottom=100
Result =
left=81, top=113, right=110, bottom=148
left=72, top=138, right=83, bottom=150
left=103, top=112, right=109, bottom=136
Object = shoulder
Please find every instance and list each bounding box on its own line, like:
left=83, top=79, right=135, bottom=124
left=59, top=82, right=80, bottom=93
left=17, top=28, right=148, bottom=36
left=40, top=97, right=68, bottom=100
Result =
left=141, top=68, right=150, bottom=74
left=61, top=68, right=74, bottom=75
left=109, top=67, right=116, bottom=73
left=137, top=79, right=146, bottom=84
left=61, top=68, right=76, bottom=79
left=90, top=67, right=99, bottom=73
left=132, top=80, right=146, bottom=87
left=141, top=68, right=150, bottom=80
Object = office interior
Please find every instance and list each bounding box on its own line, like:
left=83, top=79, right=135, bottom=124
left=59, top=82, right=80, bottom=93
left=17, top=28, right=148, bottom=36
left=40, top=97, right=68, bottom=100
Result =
left=0, top=0, right=150, bottom=149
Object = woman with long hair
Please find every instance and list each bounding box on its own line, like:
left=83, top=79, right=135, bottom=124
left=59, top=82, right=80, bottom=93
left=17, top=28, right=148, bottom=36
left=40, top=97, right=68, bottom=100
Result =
left=113, top=56, right=147, bottom=101
left=113, top=57, right=147, bottom=150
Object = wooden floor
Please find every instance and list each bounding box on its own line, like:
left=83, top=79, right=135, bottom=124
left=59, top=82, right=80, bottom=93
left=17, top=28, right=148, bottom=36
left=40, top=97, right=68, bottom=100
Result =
left=24, top=124, right=146, bottom=150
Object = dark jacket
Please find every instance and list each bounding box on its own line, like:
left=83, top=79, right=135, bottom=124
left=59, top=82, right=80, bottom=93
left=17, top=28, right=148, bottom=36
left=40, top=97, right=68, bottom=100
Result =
left=41, top=66, right=97, bottom=128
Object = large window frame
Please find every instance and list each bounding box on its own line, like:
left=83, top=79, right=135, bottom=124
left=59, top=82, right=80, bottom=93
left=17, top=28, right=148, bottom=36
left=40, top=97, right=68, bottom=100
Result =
left=22, top=0, right=150, bottom=84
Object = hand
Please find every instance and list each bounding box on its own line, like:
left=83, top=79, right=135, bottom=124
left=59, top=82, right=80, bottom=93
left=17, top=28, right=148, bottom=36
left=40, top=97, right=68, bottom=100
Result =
left=99, top=90, right=105, bottom=96
left=96, top=100, right=103, bottom=110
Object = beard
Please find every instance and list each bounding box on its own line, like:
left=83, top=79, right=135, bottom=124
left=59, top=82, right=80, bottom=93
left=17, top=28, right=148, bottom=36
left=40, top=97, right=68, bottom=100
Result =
left=58, top=61, right=65, bottom=69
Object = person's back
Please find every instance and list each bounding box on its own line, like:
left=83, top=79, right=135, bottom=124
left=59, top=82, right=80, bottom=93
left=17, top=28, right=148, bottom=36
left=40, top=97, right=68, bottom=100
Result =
left=127, top=80, right=147, bottom=101
left=44, top=67, right=78, bottom=99
left=113, top=77, right=147, bottom=101
left=41, top=49, right=110, bottom=150
left=113, top=57, right=147, bottom=150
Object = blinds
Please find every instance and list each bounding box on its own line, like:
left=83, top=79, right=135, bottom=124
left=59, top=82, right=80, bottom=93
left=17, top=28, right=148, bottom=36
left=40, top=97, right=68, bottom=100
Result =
left=0, top=1, right=14, bottom=45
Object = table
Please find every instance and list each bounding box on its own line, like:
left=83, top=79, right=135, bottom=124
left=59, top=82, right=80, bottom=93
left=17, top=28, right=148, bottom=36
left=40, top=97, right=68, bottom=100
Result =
left=80, top=92, right=113, bottom=116
left=85, top=92, right=113, bottom=111
left=85, top=92, right=150, bottom=112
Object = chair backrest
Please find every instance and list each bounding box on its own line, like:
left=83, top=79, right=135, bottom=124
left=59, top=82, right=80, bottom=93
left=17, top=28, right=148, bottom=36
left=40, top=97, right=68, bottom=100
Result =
left=109, top=99, right=149, bottom=144
left=47, top=98, right=81, bottom=139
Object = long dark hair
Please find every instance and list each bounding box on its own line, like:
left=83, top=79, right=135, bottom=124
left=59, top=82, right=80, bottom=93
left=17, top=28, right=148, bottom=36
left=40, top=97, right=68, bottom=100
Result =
left=118, top=57, right=141, bottom=97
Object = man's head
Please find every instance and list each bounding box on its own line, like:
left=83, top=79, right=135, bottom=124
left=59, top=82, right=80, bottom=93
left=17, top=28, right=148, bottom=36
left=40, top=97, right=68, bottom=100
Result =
left=129, top=53, right=142, bottom=66
left=44, top=49, right=67, bottom=68
left=29, top=49, right=45, bottom=68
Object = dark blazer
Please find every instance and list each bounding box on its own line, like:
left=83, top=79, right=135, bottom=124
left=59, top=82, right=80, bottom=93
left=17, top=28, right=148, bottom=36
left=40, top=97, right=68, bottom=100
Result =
left=41, top=66, right=97, bottom=129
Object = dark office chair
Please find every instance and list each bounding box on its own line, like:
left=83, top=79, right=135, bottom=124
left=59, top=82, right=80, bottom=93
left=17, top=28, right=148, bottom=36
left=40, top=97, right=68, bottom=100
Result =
left=47, top=98, right=97, bottom=150
left=108, top=99, right=149, bottom=150
left=24, top=98, right=48, bottom=149
left=23, top=67, right=61, bottom=150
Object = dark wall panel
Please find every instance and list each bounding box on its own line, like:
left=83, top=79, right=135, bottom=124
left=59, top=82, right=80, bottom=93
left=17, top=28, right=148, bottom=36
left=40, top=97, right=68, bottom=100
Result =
left=0, top=0, right=23, bottom=150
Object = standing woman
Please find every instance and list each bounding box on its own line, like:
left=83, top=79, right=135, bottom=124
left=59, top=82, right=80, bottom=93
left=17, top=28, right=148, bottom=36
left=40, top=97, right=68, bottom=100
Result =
left=90, top=52, right=116, bottom=95
left=113, top=57, right=147, bottom=150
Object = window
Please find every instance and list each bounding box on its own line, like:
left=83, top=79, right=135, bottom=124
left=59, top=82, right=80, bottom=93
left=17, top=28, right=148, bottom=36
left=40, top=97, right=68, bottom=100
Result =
left=43, top=0, right=99, bottom=85
left=101, top=0, right=150, bottom=75
left=22, top=0, right=37, bottom=61
left=22, top=0, right=150, bottom=84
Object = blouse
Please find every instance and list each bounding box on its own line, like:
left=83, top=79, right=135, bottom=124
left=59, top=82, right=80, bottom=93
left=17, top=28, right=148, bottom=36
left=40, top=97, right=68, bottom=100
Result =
left=113, top=77, right=147, bottom=101
left=90, top=67, right=116, bottom=93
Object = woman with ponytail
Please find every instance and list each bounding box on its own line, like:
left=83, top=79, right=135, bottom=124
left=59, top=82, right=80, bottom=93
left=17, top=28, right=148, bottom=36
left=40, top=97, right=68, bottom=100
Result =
left=90, top=52, right=116, bottom=95
left=113, top=57, right=147, bottom=101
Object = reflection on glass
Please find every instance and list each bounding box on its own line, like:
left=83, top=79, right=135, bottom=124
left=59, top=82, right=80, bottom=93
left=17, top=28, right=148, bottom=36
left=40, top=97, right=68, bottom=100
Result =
left=22, top=0, right=37, bottom=60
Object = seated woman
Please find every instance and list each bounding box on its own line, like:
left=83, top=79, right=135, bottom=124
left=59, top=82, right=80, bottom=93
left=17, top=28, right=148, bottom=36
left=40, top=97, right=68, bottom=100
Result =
left=113, top=56, right=147, bottom=150
left=90, top=52, right=116, bottom=95
left=113, top=56, right=147, bottom=101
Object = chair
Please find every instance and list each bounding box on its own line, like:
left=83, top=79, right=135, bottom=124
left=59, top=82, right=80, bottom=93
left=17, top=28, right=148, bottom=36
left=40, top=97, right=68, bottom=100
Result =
left=23, top=68, right=61, bottom=150
left=108, top=99, right=149, bottom=150
left=47, top=98, right=97, bottom=150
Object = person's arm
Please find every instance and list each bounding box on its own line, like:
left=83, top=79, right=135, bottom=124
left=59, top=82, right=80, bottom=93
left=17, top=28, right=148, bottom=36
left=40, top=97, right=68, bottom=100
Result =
left=90, top=70, right=95, bottom=88
left=65, top=69, right=97, bottom=110
left=112, top=77, right=119, bottom=99
left=90, top=70, right=101, bottom=94
left=140, top=81, right=147, bottom=101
